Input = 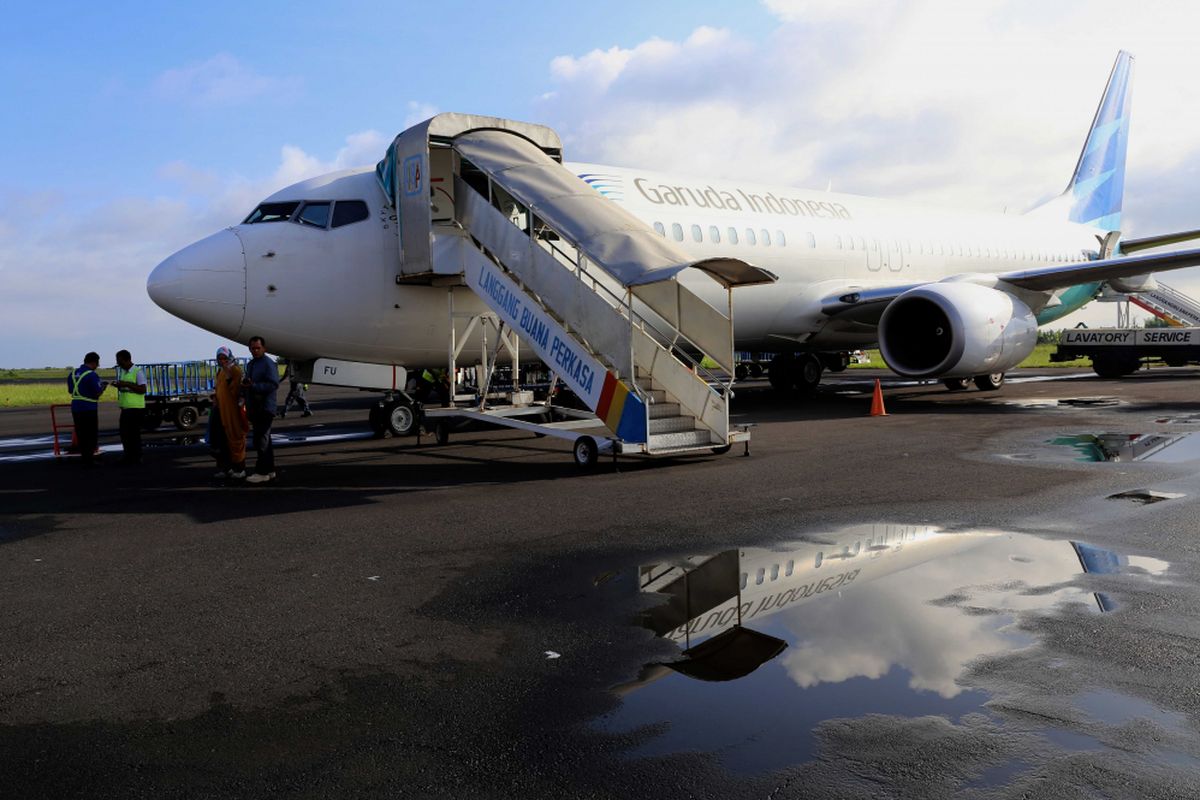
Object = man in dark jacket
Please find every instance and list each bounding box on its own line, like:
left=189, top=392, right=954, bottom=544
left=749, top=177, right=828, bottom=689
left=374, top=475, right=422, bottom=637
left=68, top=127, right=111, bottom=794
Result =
left=242, top=336, right=280, bottom=484
left=67, top=352, right=108, bottom=465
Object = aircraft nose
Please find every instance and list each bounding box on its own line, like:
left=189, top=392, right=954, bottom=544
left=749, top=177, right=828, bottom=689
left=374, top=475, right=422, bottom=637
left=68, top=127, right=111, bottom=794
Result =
left=148, top=229, right=247, bottom=337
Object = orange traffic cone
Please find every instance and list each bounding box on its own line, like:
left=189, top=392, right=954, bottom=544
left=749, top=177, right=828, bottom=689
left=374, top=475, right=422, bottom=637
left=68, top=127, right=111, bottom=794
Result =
left=869, top=378, right=888, bottom=416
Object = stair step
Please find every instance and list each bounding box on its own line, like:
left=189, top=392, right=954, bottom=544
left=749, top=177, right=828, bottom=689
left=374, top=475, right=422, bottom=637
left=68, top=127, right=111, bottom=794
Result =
left=640, top=387, right=667, bottom=403
left=647, top=402, right=681, bottom=419
left=638, top=376, right=667, bottom=393
left=649, top=429, right=715, bottom=450
left=649, top=415, right=696, bottom=434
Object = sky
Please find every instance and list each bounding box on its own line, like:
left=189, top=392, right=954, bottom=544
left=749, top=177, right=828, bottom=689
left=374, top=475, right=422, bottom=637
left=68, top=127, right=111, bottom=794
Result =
left=2, top=0, right=1199, bottom=368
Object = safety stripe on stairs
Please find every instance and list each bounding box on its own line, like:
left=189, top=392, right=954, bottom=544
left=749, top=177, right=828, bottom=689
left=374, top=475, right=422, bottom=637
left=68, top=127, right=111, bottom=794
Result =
left=596, top=372, right=647, bottom=443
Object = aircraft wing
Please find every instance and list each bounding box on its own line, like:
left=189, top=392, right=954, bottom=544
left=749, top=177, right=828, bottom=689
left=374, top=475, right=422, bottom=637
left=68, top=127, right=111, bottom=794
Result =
left=821, top=245, right=1200, bottom=321
left=997, top=246, right=1200, bottom=292
left=1119, top=228, right=1200, bottom=253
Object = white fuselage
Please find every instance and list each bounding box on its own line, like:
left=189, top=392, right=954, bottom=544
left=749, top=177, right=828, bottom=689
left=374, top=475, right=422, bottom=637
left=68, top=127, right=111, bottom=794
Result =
left=147, top=163, right=1102, bottom=367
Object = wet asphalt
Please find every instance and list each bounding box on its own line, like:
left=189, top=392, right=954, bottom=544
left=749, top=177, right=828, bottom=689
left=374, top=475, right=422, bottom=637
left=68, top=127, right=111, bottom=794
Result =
left=4, top=369, right=1200, bottom=798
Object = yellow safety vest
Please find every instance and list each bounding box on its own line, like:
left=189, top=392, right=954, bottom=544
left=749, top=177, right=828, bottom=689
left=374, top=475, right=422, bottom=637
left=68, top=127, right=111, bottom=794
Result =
left=70, top=369, right=99, bottom=404
left=116, top=366, right=146, bottom=409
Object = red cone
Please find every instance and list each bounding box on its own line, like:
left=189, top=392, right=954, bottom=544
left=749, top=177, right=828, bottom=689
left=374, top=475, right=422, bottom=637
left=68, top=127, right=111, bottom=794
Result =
left=870, top=379, right=888, bottom=416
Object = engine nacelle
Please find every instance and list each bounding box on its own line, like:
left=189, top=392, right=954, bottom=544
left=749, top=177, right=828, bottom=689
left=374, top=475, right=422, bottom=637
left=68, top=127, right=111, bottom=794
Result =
left=877, top=282, right=1038, bottom=378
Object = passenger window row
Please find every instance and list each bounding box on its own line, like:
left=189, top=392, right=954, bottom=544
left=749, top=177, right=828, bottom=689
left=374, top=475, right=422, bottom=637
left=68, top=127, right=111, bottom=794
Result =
left=653, top=221, right=789, bottom=248
left=651, top=220, right=1081, bottom=264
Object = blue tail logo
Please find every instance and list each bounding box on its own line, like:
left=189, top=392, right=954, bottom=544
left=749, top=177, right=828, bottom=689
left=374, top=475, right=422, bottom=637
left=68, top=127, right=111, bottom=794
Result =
left=1066, top=51, right=1134, bottom=230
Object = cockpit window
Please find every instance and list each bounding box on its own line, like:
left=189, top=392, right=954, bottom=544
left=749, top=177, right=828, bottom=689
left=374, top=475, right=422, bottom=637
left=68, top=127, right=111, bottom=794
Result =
left=243, top=201, right=300, bottom=224
left=295, top=202, right=331, bottom=228
left=332, top=200, right=369, bottom=228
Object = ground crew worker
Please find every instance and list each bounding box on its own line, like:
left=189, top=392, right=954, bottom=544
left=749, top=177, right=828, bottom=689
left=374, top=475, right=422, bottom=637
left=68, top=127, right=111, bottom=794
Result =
left=414, top=368, right=437, bottom=404
left=278, top=360, right=312, bottom=418
left=67, top=352, right=107, bottom=465
left=415, top=368, right=450, bottom=406
left=113, top=349, right=147, bottom=465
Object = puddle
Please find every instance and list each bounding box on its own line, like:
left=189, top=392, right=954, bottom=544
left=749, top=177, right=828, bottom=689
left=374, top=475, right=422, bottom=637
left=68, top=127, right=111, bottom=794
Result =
left=0, top=427, right=373, bottom=464
left=1047, top=432, right=1200, bottom=463
left=1004, top=398, right=1062, bottom=409
left=0, top=435, right=57, bottom=450
left=1058, top=397, right=1120, bottom=407
left=600, top=525, right=1165, bottom=776
left=1067, top=690, right=1199, bottom=768
left=272, top=430, right=373, bottom=445
left=964, top=759, right=1034, bottom=790
left=1043, top=728, right=1105, bottom=752
left=1076, top=689, right=1189, bottom=735
left=145, top=435, right=203, bottom=447
left=1005, top=396, right=1122, bottom=410
left=1107, top=489, right=1186, bottom=505
left=0, top=442, right=126, bottom=463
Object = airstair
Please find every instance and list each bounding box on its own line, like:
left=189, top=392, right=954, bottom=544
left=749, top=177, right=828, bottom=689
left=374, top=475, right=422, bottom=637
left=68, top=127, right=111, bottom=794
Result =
left=1128, top=282, right=1200, bottom=327
left=1102, top=280, right=1200, bottom=328
left=374, top=114, right=775, bottom=465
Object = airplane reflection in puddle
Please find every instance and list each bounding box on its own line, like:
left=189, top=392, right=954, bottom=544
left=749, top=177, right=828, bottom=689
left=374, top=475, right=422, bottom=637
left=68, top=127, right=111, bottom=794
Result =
left=1049, top=432, right=1200, bottom=463
left=606, top=525, right=1169, bottom=773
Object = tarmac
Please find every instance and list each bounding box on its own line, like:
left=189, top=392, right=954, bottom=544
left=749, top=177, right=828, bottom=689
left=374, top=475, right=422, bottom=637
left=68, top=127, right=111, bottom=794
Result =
left=4, top=369, right=1200, bottom=798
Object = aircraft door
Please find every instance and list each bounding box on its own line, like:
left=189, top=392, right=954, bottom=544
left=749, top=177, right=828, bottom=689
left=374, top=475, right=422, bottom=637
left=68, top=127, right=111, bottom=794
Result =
left=868, top=238, right=889, bottom=273
left=888, top=239, right=903, bottom=272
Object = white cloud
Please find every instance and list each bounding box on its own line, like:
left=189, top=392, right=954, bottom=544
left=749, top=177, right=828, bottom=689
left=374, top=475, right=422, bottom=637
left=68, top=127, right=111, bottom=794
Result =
left=152, top=53, right=300, bottom=106
left=0, top=131, right=387, bottom=367
left=550, top=46, right=633, bottom=92
left=402, top=101, right=440, bottom=129
left=534, top=1, right=1200, bottom=324
left=539, top=1, right=1200, bottom=217
left=269, top=130, right=389, bottom=188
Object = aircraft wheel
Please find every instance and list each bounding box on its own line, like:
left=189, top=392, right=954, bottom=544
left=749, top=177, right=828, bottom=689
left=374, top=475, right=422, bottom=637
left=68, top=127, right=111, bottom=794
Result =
left=1091, top=355, right=1128, bottom=378
left=174, top=405, right=199, bottom=430
left=386, top=401, right=418, bottom=437
left=768, top=354, right=794, bottom=392
left=795, top=354, right=824, bottom=393
left=974, top=372, right=1005, bottom=391
left=943, top=377, right=972, bottom=391
left=823, top=352, right=850, bottom=373
left=573, top=435, right=599, bottom=469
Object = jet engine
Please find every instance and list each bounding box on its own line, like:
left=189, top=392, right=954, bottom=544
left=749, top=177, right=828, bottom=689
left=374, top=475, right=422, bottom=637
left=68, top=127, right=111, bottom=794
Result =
left=877, top=282, right=1038, bottom=379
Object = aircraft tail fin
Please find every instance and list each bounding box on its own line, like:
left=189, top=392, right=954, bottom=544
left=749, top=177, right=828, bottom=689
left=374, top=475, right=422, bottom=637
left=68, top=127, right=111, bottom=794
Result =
left=1030, top=51, right=1134, bottom=230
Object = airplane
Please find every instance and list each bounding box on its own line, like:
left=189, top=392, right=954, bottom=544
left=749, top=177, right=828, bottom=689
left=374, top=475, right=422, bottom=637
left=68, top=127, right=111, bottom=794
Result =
left=148, top=50, right=1200, bottom=437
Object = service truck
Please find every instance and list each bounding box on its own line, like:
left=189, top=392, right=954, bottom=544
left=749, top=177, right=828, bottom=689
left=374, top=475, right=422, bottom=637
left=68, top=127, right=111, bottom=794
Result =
left=1051, top=327, right=1200, bottom=377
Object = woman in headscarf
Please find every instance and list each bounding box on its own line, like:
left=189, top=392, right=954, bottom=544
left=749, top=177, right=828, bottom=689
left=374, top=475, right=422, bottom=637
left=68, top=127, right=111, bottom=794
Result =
left=210, top=346, right=249, bottom=479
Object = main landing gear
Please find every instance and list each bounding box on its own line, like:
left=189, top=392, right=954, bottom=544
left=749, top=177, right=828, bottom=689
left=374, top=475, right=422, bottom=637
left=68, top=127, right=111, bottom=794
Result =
left=942, top=373, right=1006, bottom=391
left=369, top=395, right=421, bottom=437
left=769, top=353, right=825, bottom=393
